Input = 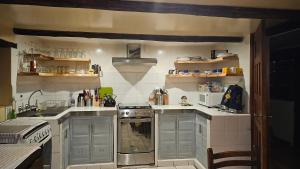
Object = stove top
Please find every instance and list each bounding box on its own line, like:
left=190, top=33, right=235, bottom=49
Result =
left=0, top=119, right=51, bottom=144
left=118, top=103, right=152, bottom=109
left=0, top=125, right=31, bottom=134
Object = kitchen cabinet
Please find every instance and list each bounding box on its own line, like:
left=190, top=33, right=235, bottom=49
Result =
left=91, top=117, right=113, bottom=163
left=69, top=115, right=113, bottom=165
left=159, top=112, right=177, bottom=159
left=195, top=113, right=208, bottom=168
left=158, top=110, right=195, bottom=159
left=0, top=48, right=12, bottom=106
left=70, top=117, right=90, bottom=164
left=62, top=118, right=70, bottom=169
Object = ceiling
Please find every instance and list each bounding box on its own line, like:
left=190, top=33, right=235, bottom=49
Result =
left=127, top=0, right=300, bottom=10
left=0, top=4, right=260, bottom=40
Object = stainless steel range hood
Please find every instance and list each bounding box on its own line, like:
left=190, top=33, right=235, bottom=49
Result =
left=112, top=57, right=157, bottom=65
left=112, top=44, right=157, bottom=66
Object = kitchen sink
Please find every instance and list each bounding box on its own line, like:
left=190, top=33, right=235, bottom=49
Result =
left=17, top=107, right=70, bottom=117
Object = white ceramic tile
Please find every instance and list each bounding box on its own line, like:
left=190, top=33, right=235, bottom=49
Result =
left=86, top=164, right=101, bottom=169
left=176, top=166, right=196, bottom=169
left=157, top=160, right=174, bottom=167
left=157, top=167, right=176, bottom=169
left=52, top=135, right=60, bottom=153
left=187, top=160, right=194, bottom=166
left=210, top=131, right=226, bottom=146
left=225, top=132, right=239, bottom=145
left=69, top=165, right=87, bottom=169
left=193, top=160, right=206, bottom=169
left=238, top=131, right=251, bottom=145
left=51, top=152, right=61, bottom=169
left=238, top=116, right=251, bottom=132
left=13, top=38, right=250, bottom=114
left=173, top=160, right=189, bottom=166
left=210, top=117, right=225, bottom=133
left=225, top=117, right=239, bottom=133
left=48, top=120, right=60, bottom=136
left=100, top=164, right=115, bottom=169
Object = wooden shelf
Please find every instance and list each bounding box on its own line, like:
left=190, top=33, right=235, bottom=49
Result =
left=18, top=72, right=99, bottom=78
left=24, top=54, right=90, bottom=62
left=166, top=73, right=242, bottom=78
left=174, top=55, right=238, bottom=64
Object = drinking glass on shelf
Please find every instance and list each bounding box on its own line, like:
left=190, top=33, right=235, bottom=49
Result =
left=82, top=50, right=87, bottom=58
left=78, top=50, right=83, bottom=58
left=72, top=49, right=78, bottom=58
left=58, top=48, right=64, bottom=58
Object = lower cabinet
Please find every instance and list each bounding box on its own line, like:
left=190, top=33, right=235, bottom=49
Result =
left=62, top=118, right=70, bottom=169
left=158, top=110, right=196, bottom=159
left=68, top=116, right=113, bottom=165
left=196, top=113, right=208, bottom=168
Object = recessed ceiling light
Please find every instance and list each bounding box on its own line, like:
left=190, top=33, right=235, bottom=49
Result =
left=96, top=48, right=102, bottom=53
left=158, top=50, right=163, bottom=55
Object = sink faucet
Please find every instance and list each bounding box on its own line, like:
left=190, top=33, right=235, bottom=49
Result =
left=28, top=89, right=43, bottom=107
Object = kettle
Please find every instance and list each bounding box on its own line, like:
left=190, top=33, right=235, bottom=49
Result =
left=103, top=94, right=117, bottom=107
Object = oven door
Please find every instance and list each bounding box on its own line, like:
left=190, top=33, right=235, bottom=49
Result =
left=40, top=135, right=52, bottom=169
left=118, top=117, right=154, bottom=154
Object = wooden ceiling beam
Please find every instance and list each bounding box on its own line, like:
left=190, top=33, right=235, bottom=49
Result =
left=0, top=39, right=17, bottom=48
left=1, top=0, right=300, bottom=19
left=13, top=28, right=243, bottom=42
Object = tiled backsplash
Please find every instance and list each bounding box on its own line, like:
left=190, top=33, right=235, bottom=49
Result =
left=12, top=36, right=249, bottom=112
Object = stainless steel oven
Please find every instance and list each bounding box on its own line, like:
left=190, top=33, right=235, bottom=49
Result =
left=117, top=104, right=154, bottom=166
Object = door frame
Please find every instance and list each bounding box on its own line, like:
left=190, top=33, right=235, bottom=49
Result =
left=250, top=20, right=270, bottom=169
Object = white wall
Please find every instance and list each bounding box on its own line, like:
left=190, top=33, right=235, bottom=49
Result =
left=13, top=36, right=250, bottom=112
left=214, top=36, right=251, bottom=113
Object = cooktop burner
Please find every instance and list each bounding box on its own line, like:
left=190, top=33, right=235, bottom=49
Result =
left=118, top=103, right=151, bottom=109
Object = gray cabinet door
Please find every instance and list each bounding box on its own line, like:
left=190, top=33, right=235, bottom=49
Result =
left=177, top=112, right=195, bottom=158
left=195, top=113, right=208, bottom=168
left=70, top=117, right=91, bottom=164
left=159, top=112, right=177, bottom=159
left=62, top=119, right=70, bottom=169
left=91, top=116, right=113, bottom=163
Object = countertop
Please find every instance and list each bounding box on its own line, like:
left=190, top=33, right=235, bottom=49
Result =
left=17, top=104, right=249, bottom=122
left=152, top=105, right=250, bottom=119
left=0, top=144, right=41, bottom=169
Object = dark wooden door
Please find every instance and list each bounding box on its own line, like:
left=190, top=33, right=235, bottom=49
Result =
left=250, top=21, right=269, bottom=169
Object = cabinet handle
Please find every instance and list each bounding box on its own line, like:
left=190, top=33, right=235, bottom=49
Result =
left=91, top=124, right=94, bottom=133
left=65, top=129, right=68, bottom=139
left=199, top=124, right=202, bottom=134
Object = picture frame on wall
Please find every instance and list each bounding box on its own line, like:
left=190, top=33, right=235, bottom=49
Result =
left=127, top=44, right=141, bottom=58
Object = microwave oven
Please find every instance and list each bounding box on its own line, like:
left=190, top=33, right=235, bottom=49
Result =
left=198, top=92, right=225, bottom=107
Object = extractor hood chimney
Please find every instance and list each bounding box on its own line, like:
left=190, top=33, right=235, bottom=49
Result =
left=112, top=44, right=157, bottom=66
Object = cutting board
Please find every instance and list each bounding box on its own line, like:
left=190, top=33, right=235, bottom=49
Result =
left=99, top=87, right=113, bottom=99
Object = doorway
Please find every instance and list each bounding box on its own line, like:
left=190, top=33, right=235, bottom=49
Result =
left=268, top=22, right=300, bottom=169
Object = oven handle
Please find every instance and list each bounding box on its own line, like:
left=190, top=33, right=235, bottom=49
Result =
left=119, top=117, right=153, bottom=123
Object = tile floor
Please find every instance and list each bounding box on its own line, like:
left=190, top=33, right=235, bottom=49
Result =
left=121, top=166, right=196, bottom=169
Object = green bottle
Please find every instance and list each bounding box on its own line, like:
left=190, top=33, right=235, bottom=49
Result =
left=8, top=98, right=16, bottom=119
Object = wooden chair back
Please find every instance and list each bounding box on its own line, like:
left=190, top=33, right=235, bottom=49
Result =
left=207, top=148, right=256, bottom=169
